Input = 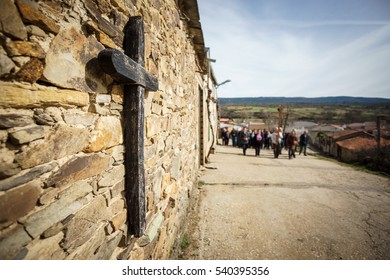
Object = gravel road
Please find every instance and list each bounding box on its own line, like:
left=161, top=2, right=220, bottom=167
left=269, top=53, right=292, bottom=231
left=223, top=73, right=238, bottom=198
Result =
left=179, top=145, right=390, bottom=260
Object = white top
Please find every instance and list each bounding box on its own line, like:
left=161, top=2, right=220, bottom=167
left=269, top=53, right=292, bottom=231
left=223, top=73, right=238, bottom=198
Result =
left=270, top=132, right=283, bottom=144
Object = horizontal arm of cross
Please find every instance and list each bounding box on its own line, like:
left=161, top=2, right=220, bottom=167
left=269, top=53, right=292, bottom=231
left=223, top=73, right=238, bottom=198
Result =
left=98, top=48, right=158, bottom=91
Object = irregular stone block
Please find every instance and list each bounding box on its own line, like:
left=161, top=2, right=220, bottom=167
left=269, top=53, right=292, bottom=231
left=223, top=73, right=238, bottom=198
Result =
left=94, top=231, right=123, bottom=260
left=96, top=31, right=118, bottom=49
left=0, top=130, right=7, bottom=143
left=0, top=0, right=28, bottom=40
left=171, top=153, right=182, bottom=181
left=111, top=210, right=127, bottom=231
left=155, top=226, right=167, bottom=259
left=8, top=125, right=45, bottom=145
left=44, top=107, right=63, bottom=123
left=47, top=153, right=110, bottom=187
left=84, top=116, right=123, bottom=152
left=129, top=246, right=145, bottom=260
left=12, top=56, right=31, bottom=67
left=25, top=231, right=66, bottom=260
left=165, top=182, right=178, bottom=197
left=107, top=145, right=124, bottom=163
left=0, top=162, right=20, bottom=180
left=15, top=0, right=60, bottom=34
left=152, top=167, right=164, bottom=202
left=112, top=8, right=129, bottom=31
left=63, top=111, right=97, bottom=126
left=5, top=41, right=45, bottom=59
left=0, top=162, right=55, bottom=191
left=0, top=224, right=32, bottom=260
left=145, top=143, right=157, bottom=160
left=0, top=147, right=14, bottom=165
left=39, top=187, right=61, bottom=206
left=84, top=0, right=123, bottom=45
left=98, top=165, right=125, bottom=188
left=24, top=180, right=92, bottom=238
left=43, top=27, right=108, bottom=94
left=61, top=195, right=110, bottom=251
left=110, top=84, right=123, bottom=104
left=14, top=58, right=44, bottom=83
left=146, top=191, right=154, bottom=212
left=0, top=46, right=17, bottom=76
left=110, top=178, right=125, bottom=199
left=138, top=212, right=163, bottom=247
left=110, top=0, right=129, bottom=14
left=33, top=108, right=55, bottom=125
left=88, top=103, right=110, bottom=115
left=108, top=198, right=125, bottom=216
left=15, top=124, right=89, bottom=169
left=0, top=112, right=34, bottom=129
left=104, top=223, right=114, bottom=235
left=96, top=94, right=111, bottom=104
left=110, top=104, right=123, bottom=115
left=0, top=180, right=41, bottom=224
left=0, top=82, right=89, bottom=109
left=25, top=25, right=46, bottom=37
left=65, top=224, right=106, bottom=260
left=146, top=115, right=161, bottom=138
left=42, top=222, right=64, bottom=238
left=151, top=102, right=162, bottom=115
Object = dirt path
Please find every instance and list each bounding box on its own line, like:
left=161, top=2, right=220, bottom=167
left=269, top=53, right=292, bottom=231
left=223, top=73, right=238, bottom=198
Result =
left=179, top=145, right=390, bottom=260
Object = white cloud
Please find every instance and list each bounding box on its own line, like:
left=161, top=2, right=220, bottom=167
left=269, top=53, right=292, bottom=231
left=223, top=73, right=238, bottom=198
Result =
left=276, top=25, right=390, bottom=97
left=199, top=0, right=390, bottom=98
left=250, top=20, right=390, bottom=28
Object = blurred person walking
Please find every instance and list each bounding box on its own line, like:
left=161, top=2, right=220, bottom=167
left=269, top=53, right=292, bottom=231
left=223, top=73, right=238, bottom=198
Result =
left=254, top=129, right=262, bottom=157
left=240, top=128, right=250, bottom=155
left=287, top=129, right=298, bottom=159
left=270, top=127, right=283, bottom=158
left=299, top=130, right=310, bottom=156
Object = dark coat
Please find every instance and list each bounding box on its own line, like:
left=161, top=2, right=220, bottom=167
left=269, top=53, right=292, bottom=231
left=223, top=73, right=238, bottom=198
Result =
left=287, top=134, right=298, bottom=147
left=240, top=132, right=250, bottom=144
left=300, top=134, right=309, bottom=146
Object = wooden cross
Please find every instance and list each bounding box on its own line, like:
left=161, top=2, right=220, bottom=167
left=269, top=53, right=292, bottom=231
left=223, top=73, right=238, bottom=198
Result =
left=98, top=16, right=158, bottom=237
left=277, top=105, right=289, bottom=134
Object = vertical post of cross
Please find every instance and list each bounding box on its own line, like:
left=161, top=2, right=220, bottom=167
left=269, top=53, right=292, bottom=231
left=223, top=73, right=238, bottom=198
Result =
left=277, top=104, right=283, bottom=136
left=124, top=16, right=146, bottom=237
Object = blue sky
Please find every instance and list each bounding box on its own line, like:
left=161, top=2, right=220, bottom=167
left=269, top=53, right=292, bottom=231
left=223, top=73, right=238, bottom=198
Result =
left=198, top=0, right=390, bottom=98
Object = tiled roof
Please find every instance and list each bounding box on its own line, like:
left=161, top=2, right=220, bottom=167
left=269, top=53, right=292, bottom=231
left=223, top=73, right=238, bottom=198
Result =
left=337, top=136, right=390, bottom=150
left=311, top=124, right=344, bottom=132
left=337, top=136, right=376, bottom=151
left=289, top=121, right=318, bottom=128
left=219, top=118, right=231, bottom=123
left=326, top=130, right=363, bottom=140
left=347, top=123, right=364, bottom=128
left=248, top=123, right=268, bottom=130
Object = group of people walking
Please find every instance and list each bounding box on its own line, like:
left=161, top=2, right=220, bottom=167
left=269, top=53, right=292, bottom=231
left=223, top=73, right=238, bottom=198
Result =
left=221, top=127, right=310, bottom=159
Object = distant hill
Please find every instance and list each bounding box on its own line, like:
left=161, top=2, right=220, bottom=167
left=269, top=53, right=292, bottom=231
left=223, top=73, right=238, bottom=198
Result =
left=219, top=96, right=390, bottom=105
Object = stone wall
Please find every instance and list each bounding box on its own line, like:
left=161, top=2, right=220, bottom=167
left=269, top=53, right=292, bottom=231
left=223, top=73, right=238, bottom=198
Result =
left=0, top=0, right=214, bottom=259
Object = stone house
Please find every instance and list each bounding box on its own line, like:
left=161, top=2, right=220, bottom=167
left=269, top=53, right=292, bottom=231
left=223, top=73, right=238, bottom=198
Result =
left=320, top=130, right=389, bottom=165
left=325, top=130, right=367, bottom=158
left=248, top=121, right=267, bottom=131
left=336, top=135, right=378, bottom=163
left=0, top=0, right=217, bottom=260
left=310, top=124, right=344, bottom=153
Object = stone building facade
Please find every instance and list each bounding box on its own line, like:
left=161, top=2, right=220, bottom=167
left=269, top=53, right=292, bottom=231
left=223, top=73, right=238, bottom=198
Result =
left=0, top=0, right=217, bottom=259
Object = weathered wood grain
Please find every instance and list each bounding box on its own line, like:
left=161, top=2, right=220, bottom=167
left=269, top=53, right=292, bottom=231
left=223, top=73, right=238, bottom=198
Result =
left=98, top=48, right=158, bottom=91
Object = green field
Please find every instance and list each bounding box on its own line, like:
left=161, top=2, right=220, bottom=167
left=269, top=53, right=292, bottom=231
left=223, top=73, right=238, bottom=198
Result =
left=220, top=103, right=390, bottom=125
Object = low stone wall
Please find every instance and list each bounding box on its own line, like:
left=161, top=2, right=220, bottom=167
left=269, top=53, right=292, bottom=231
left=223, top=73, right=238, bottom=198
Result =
left=0, top=0, right=207, bottom=259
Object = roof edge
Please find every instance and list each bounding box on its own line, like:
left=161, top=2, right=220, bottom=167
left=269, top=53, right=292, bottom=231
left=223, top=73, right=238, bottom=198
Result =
left=177, top=0, right=207, bottom=72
